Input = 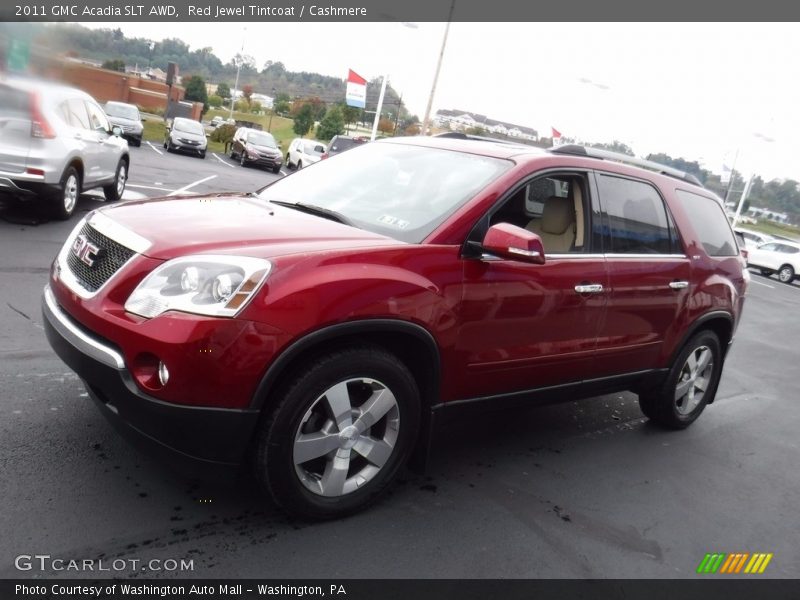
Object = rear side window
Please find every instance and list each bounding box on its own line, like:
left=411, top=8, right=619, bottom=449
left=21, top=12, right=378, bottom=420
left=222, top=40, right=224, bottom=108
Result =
left=65, top=98, right=90, bottom=130
left=597, top=174, right=673, bottom=254
left=674, top=190, right=738, bottom=257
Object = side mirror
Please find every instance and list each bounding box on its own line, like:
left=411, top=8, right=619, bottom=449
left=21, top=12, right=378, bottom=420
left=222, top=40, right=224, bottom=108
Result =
left=481, top=223, right=545, bottom=264
left=111, top=125, right=123, bottom=137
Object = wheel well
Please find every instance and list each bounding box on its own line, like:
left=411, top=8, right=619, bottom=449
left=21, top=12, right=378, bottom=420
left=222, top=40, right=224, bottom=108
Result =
left=696, top=317, right=733, bottom=358
left=256, top=329, right=440, bottom=415
left=66, top=159, right=83, bottom=184
left=779, top=263, right=795, bottom=273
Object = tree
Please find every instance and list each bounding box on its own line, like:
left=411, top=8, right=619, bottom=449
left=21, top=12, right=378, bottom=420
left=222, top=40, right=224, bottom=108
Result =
left=293, top=104, right=314, bottom=137
left=215, top=82, right=231, bottom=99
left=378, top=118, right=396, bottom=136
left=273, top=93, right=291, bottom=115
left=102, top=59, right=125, bottom=72
left=341, top=104, right=361, bottom=130
left=242, top=84, right=253, bottom=105
left=589, top=140, right=635, bottom=156
left=208, top=94, right=223, bottom=108
left=317, top=106, right=345, bottom=142
left=183, top=75, right=209, bottom=114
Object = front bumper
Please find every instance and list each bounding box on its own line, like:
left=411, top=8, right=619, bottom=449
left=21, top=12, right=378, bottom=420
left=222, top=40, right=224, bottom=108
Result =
left=42, top=285, right=260, bottom=471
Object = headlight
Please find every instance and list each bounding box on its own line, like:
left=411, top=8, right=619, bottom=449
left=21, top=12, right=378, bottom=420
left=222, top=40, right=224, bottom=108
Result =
left=246, top=145, right=259, bottom=159
left=124, top=255, right=271, bottom=318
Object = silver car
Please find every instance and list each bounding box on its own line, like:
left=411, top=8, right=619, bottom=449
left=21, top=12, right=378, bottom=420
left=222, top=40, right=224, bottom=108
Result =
left=0, top=76, right=130, bottom=220
left=164, top=117, right=207, bottom=158
left=104, top=101, right=144, bottom=147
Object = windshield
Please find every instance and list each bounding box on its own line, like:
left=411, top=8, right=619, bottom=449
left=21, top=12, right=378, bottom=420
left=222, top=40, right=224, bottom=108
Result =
left=257, top=142, right=511, bottom=243
left=247, top=132, right=277, bottom=147
left=174, top=119, right=204, bottom=135
left=104, top=103, right=139, bottom=120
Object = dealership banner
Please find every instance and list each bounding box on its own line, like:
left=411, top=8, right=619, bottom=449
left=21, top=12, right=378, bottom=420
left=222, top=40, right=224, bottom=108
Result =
left=3, top=579, right=800, bottom=600
left=345, top=69, right=366, bottom=108
left=1, top=0, right=800, bottom=22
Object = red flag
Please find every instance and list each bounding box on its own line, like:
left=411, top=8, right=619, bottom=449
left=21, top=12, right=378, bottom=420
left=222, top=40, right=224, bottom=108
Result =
left=551, top=127, right=562, bottom=139
left=348, top=69, right=366, bottom=85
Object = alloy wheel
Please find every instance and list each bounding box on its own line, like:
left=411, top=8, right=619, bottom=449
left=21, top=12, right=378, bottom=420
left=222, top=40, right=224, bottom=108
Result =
left=674, top=345, right=713, bottom=415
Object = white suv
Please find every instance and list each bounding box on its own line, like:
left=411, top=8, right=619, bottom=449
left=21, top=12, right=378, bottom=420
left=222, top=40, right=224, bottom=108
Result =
left=747, top=240, right=800, bottom=284
left=286, top=138, right=326, bottom=170
left=0, top=76, right=129, bottom=220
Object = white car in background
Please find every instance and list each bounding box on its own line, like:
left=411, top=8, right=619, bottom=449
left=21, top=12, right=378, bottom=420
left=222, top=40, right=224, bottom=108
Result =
left=286, top=138, right=326, bottom=170
left=747, top=240, right=800, bottom=284
left=735, top=227, right=774, bottom=251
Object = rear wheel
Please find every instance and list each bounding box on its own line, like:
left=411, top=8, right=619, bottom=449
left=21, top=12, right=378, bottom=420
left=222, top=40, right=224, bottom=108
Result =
left=638, top=331, right=722, bottom=429
left=51, top=166, right=80, bottom=220
left=103, top=159, right=127, bottom=202
left=254, top=346, right=420, bottom=519
left=778, top=264, right=795, bottom=284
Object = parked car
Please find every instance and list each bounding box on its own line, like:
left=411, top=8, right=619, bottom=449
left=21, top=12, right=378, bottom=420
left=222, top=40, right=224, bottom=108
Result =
left=230, top=127, right=282, bottom=173
left=103, top=101, right=144, bottom=147
left=164, top=117, right=207, bottom=158
left=286, top=138, right=326, bottom=169
left=209, top=116, right=224, bottom=128
left=320, top=135, right=368, bottom=159
left=746, top=240, right=800, bottom=283
left=43, top=139, right=747, bottom=519
left=734, top=227, right=774, bottom=251
left=0, top=76, right=129, bottom=220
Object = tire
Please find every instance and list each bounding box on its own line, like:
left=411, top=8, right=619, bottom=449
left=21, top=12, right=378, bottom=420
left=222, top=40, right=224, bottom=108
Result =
left=103, top=159, right=127, bottom=202
left=273, top=165, right=281, bottom=174
left=163, top=140, right=168, bottom=149
left=199, top=151, right=206, bottom=159
left=777, top=264, right=795, bottom=284
left=132, top=138, right=142, bottom=147
left=254, top=346, right=420, bottom=519
left=240, top=153, right=247, bottom=168
left=638, top=330, right=722, bottom=430
left=285, top=153, right=291, bottom=168
left=51, top=166, right=81, bottom=220
left=297, top=160, right=303, bottom=170
left=760, top=268, right=772, bottom=277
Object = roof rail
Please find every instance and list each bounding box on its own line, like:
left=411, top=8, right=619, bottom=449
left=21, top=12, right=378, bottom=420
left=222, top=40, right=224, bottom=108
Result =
left=548, top=144, right=703, bottom=187
left=434, top=132, right=528, bottom=146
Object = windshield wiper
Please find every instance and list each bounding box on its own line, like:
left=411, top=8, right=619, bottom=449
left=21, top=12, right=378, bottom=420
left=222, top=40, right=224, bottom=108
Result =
left=269, top=200, right=354, bottom=227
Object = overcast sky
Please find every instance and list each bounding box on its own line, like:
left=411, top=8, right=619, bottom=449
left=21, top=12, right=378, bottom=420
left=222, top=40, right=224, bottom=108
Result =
left=82, top=21, right=799, bottom=183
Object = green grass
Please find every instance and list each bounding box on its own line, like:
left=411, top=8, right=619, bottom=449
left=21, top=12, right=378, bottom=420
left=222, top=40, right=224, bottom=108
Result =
left=140, top=110, right=299, bottom=154
left=742, top=220, right=800, bottom=242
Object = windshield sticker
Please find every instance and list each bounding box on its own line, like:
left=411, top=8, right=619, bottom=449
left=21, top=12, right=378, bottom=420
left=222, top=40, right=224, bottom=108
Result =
left=378, top=215, right=410, bottom=229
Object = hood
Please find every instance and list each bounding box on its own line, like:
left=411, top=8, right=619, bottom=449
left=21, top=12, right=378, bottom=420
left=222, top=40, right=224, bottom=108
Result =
left=172, top=129, right=205, bottom=141
left=248, top=142, right=280, bottom=155
left=96, top=193, right=400, bottom=260
left=107, top=115, right=141, bottom=127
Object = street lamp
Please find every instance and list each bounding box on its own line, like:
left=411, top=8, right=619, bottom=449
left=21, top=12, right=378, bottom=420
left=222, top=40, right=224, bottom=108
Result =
left=421, top=0, right=455, bottom=136
left=229, top=28, right=246, bottom=120
left=268, top=86, right=276, bottom=132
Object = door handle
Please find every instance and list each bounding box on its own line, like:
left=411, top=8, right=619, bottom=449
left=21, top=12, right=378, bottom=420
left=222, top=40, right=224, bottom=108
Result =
left=669, top=281, right=689, bottom=290
left=574, top=284, right=604, bottom=294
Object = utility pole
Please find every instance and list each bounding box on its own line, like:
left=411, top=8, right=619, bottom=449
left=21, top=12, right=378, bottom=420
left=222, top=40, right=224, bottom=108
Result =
left=370, top=74, right=388, bottom=142
left=421, top=0, right=455, bottom=136
left=229, top=29, right=245, bottom=120
left=393, top=92, right=403, bottom=136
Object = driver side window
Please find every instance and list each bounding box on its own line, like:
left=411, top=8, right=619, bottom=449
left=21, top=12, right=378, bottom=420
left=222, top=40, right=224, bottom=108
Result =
left=488, top=174, right=592, bottom=255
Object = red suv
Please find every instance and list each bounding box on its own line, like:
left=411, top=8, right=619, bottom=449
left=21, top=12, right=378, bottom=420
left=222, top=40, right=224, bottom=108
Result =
left=43, top=137, right=748, bottom=518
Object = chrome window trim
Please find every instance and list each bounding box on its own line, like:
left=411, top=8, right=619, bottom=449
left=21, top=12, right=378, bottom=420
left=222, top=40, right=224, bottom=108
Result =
left=42, top=284, right=125, bottom=370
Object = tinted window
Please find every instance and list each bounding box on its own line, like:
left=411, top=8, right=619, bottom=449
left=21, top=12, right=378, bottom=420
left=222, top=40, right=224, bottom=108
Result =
left=760, top=243, right=779, bottom=251
left=674, top=190, right=738, bottom=256
left=598, top=174, right=672, bottom=254
left=86, top=101, right=110, bottom=131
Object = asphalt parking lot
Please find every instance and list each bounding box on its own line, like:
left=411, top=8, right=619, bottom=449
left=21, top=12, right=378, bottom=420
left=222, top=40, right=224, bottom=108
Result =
left=0, top=155, right=798, bottom=579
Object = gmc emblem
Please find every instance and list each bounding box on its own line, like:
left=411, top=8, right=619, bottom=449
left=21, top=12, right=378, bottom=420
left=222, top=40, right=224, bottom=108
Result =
left=71, top=235, right=101, bottom=267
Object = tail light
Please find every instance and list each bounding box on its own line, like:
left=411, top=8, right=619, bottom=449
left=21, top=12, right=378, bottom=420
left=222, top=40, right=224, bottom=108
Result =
left=30, top=93, right=56, bottom=139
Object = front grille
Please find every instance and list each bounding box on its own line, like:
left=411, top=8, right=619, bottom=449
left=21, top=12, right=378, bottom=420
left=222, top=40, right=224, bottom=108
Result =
left=65, top=223, right=135, bottom=292
left=178, top=138, right=199, bottom=145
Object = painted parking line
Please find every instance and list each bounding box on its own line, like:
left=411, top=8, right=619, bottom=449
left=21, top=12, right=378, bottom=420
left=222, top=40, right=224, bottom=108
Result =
left=212, top=153, right=235, bottom=168
left=146, top=141, right=163, bottom=155
left=750, top=279, right=774, bottom=289
left=127, top=183, right=177, bottom=193
left=167, top=175, right=218, bottom=196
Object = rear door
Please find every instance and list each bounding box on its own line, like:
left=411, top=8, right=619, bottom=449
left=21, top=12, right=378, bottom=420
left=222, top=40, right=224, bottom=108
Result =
left=0, top=83, right=31, bottom=174
left=84, top=100, right=117, bottom=182
left=592, top=172, right=691, bottom=376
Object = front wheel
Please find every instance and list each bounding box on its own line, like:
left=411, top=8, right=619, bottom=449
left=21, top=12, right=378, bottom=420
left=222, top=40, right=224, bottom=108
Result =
left=760, top=268, right=773, bottom=277
left=240, top=153, right=247, bottom=168
left=103, top=159, right=127, bottom=201
left=638, top=330, right=722, bottom=429
left=273, top=164, right=281, bottom=174
left=254, top=346, right=420, bottom=519
left=778, top=264, right=795, bottom=284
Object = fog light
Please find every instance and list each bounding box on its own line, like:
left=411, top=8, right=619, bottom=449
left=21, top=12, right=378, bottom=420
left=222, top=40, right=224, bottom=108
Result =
left=158, top=361, right=170, bottom=386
